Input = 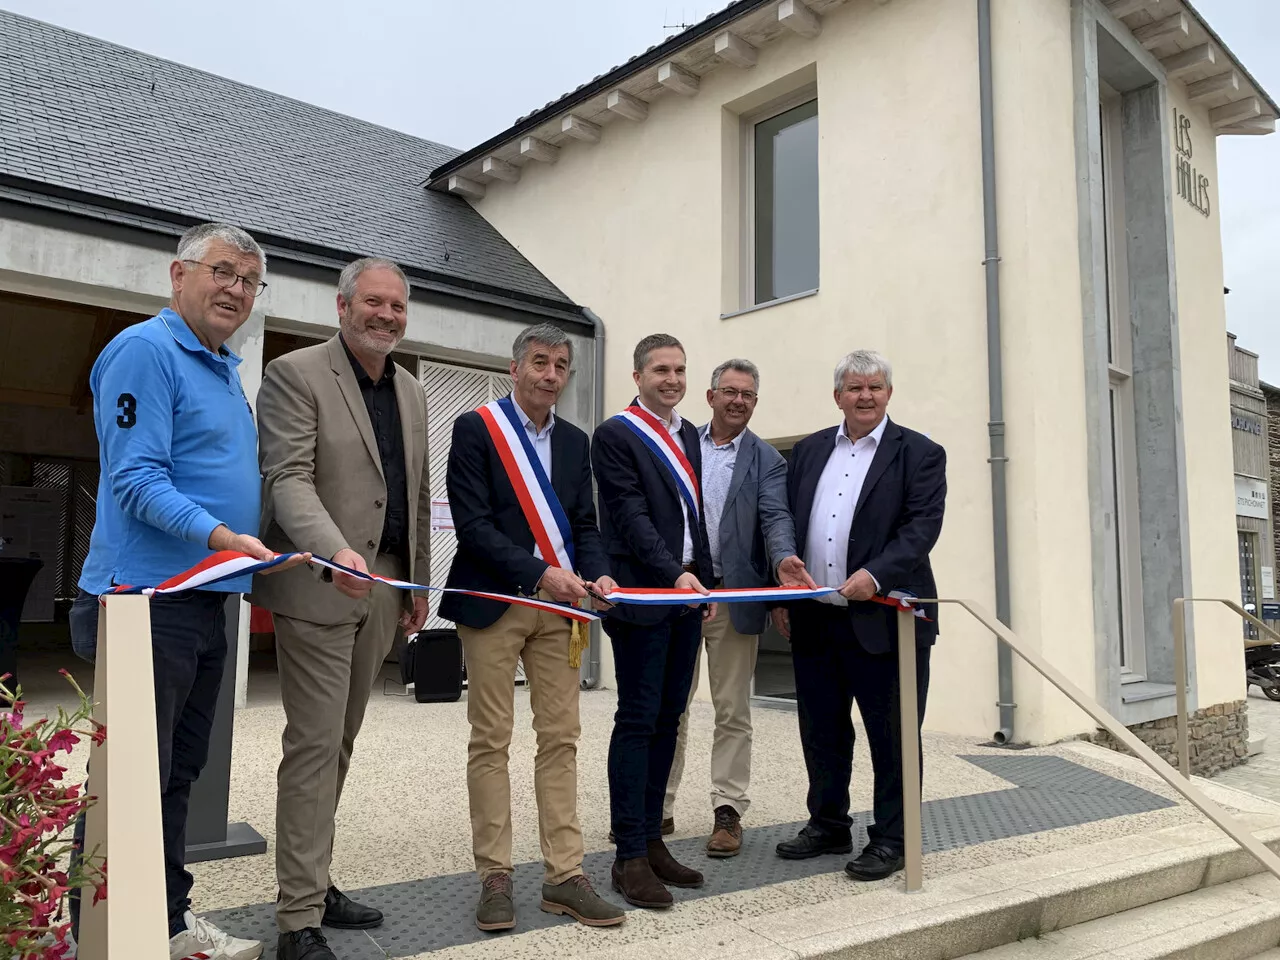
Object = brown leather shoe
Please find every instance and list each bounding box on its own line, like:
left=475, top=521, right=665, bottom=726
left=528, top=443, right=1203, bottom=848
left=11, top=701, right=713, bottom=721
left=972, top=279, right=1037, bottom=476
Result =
left=706, top=805, right=742, bottom=858
left=646, top=838, right=704, bottom=888
left=611, top=857, right=672, bottom=909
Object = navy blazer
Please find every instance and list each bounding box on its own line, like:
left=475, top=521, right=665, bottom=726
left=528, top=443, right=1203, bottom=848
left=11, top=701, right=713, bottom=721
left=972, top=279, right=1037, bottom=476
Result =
left=590, top=399, right=714, bottom=626
left=787, top=417, right=946, bottom=652
left=440, top=405, right=609, bottom=630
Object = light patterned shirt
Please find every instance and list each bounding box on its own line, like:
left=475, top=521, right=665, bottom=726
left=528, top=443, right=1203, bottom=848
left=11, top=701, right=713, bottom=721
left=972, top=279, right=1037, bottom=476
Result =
left=699, top=424, right=742, bottom=578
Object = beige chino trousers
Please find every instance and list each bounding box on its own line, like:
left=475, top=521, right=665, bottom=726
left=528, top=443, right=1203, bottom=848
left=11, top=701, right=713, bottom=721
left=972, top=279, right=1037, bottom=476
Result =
left=457, top=595, right=584, bottom=885
left=664, top=600, right=759, bottom=821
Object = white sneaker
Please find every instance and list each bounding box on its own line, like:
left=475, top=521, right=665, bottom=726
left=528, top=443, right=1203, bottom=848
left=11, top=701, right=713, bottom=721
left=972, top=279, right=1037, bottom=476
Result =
left=168, top=910, right=263, bottom=960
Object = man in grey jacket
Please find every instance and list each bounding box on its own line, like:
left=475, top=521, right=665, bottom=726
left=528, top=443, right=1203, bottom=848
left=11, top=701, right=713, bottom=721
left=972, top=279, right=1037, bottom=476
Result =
left=663, top=359, right=814, bottom=856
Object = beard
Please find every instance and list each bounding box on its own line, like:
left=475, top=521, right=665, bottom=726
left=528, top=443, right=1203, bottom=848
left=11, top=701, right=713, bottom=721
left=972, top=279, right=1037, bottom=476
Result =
left=341, top=318, right=402, bottom=356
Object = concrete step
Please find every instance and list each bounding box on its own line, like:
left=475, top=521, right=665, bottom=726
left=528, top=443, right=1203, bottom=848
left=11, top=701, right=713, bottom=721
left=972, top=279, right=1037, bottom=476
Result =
left=1251, top=949, right=1280, bottom=958
left=954, top=873, right=1280, bottom=959
left=708, top=818, right=1280, bottom=960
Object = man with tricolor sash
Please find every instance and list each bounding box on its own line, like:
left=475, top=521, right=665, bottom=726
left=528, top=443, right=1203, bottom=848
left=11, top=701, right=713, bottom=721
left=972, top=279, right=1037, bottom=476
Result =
left=590, top=333, right=716, bottom=909
left=441, top=323, right=626, bottom=932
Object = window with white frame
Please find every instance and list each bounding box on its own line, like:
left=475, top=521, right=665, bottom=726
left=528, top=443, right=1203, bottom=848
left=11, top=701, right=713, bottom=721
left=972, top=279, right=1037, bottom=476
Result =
left=1099, top=84, right=1146, bottom=680
left=746, top=93, right=819, bottom=306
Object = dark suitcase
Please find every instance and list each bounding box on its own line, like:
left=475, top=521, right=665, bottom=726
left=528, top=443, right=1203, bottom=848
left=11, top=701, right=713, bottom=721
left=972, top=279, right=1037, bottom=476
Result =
left=402, top=627, right=464, bottom=703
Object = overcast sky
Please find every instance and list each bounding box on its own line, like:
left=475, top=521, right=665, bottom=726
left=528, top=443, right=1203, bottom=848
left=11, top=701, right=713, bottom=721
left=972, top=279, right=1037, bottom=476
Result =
left=10, top=1, right=1278, bottom=380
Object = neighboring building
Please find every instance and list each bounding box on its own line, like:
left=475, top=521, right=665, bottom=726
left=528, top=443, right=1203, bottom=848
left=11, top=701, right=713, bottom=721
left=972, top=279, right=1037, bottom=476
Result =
left=1261, top=379, right=1280, bottom=610
left=0, top=10, right=600, bottom=705
left=1227, top=335, right=1275, bottom=638
left=427, top=0, right=1278, bottom=764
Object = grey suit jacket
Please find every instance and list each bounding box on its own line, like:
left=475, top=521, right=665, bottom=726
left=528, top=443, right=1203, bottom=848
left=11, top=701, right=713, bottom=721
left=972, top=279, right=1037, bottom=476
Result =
left=248, top=334, right=431, bottom=626
left=707, top=425, right=797, bottom=635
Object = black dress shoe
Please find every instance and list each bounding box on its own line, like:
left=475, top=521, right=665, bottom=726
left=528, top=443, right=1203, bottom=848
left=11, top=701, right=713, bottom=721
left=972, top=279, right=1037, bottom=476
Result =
left=845, top=843, right=905, bottom=881
left=322, top=885, right=383, bottom=929
left=278, top=928, right=337, bottom=960
left=775, top=825, right=853, bottom=860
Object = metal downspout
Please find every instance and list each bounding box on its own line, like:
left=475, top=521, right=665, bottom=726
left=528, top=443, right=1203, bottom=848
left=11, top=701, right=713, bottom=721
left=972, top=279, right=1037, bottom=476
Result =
left=582, top=306, right=607, bottom=689
left=978, top=0, right=1015, bottom=744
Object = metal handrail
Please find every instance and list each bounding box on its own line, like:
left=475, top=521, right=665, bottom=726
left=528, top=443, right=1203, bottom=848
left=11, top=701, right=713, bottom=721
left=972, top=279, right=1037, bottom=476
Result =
left=1174, top=598, right=1280, bottom=779
left=896, top=600, right=1280, bottom=894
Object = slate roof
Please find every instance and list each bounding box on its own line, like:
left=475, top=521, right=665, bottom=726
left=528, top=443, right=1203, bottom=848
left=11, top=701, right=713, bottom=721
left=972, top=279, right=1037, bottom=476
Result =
left=0, top=8, right=575, bottom=312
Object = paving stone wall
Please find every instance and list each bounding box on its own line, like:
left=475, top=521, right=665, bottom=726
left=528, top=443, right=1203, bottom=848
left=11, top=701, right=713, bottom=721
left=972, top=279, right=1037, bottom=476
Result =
left=1083, top=699, right=1249, bottom=776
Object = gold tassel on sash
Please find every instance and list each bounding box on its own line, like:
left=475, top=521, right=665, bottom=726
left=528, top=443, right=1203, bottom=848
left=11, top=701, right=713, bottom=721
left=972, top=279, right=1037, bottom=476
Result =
left=569, top=610, right=589, bottom=668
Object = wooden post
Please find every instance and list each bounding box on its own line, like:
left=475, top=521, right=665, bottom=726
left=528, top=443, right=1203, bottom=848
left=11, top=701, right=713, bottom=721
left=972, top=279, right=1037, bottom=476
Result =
left=77, top=595, right=169, bottom=959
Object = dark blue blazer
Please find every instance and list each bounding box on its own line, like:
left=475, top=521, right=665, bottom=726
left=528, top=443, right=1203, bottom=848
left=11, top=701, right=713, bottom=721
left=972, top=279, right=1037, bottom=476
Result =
left=590, top=399, right=713, bottom=626
left=440, top=406, right=609, bottom=630
left=788, top=417, right=946, bottom=652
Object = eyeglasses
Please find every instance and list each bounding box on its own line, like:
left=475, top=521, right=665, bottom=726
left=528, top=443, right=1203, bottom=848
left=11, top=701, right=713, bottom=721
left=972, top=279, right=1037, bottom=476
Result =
left=716, top=387, right=758, bottom=402
left=183, top=260, right=267, bottom=297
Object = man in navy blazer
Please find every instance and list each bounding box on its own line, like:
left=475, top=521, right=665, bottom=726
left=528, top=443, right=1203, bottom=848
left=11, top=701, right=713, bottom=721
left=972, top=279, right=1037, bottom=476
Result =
left=591, top=333, right=716, bottom=909
left=664, top=358, right=814, bottom=857
left=442, top=323, right=624, bottom=932
left=772, top=349, right=946, bottom=882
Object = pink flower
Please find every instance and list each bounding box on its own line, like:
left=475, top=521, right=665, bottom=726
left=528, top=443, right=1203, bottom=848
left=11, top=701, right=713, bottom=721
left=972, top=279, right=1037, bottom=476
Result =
left=47, top=729, right=78, bottom=753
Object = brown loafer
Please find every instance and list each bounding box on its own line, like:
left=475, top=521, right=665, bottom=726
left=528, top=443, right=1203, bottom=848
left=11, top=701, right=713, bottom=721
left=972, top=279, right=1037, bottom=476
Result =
left=706, top=805, right=742, bottom=858
left=610, top=857, right=672, bottom=909
left=646, top=838, right=704, bottom=888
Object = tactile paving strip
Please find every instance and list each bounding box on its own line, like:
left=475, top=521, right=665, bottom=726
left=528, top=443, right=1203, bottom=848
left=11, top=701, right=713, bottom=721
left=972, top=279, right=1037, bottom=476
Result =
left=207, top=754, right=1175, bottom=957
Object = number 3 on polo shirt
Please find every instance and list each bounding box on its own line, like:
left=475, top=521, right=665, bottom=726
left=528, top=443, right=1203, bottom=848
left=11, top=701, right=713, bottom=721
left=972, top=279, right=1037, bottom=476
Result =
left=116, top=392, right=137, bottom=429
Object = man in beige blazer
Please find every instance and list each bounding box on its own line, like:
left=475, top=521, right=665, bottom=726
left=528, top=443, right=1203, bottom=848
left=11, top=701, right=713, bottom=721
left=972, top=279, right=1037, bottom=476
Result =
left=251, top=257, right=431, bottom=960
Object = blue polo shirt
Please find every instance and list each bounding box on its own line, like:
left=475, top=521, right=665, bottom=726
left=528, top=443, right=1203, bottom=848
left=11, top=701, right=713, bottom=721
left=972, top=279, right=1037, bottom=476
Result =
left=78, top=308, right=261, bottom=595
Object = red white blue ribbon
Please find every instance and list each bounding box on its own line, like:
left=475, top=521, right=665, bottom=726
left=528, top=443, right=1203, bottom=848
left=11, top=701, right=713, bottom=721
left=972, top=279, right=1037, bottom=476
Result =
left=614, top=407, right=700, bottom=522
left=105, top=552, right=930, bottom=622
left=476, top=396, right=574, bottom=570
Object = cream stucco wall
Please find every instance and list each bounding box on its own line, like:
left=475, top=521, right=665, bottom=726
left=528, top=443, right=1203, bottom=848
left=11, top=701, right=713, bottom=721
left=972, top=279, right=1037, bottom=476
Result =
left=1166, top=83, right=1248, bottom=711
left=469, top=0, right=1112, bottom=742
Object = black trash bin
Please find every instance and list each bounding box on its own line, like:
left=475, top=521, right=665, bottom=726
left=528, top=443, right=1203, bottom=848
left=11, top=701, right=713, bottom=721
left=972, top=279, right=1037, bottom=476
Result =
left=401, top=627, right=463, bottom=703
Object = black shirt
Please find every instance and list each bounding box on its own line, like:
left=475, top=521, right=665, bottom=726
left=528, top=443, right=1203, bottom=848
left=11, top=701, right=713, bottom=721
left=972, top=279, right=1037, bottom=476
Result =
left=340, top=334, right=408, bottom=559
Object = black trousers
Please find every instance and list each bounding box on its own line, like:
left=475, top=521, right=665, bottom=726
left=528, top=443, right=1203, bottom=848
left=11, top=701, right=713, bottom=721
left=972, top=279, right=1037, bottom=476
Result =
left=68, top=587, right=229, bottom=938
left=605, top=610, right=703, bottom=860
left=790, top=601, right=931, bottom=853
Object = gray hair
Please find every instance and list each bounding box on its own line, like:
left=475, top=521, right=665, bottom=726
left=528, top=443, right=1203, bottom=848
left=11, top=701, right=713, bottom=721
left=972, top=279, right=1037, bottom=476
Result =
left=513, top=323, right=574, bottom=367
left=176, top=222, right=265, bottom=271
left=338, top=257, right=410, bottom=304
left=833, top=349, right=893, bottom=390
left=710, top=359, right=760, bottom=393
left=633, top=333, right=684, bottom=372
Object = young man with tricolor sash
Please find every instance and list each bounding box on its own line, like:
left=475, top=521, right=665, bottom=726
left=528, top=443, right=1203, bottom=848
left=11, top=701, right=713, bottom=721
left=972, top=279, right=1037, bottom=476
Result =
left=441, top=323, right=626, bottom=932
left=589, top=333, right=717, bottom=909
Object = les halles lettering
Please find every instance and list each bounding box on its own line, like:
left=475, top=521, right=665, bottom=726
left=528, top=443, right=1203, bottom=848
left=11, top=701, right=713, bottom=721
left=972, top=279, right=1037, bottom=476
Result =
left=1174, top=108, right=1211, bottom=218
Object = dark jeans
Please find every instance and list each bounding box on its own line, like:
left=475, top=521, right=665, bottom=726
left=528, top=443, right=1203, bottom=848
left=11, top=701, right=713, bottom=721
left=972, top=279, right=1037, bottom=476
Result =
left=790, top=601, right=931, bottom=853
left=605, top=609, right=703, bottom=860
left=68, top=587, right=229, bottom=938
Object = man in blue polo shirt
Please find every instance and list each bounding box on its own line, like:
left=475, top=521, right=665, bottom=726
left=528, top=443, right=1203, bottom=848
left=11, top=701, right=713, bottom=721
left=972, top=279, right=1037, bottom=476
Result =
left=68, top=222, right=306, bottom=960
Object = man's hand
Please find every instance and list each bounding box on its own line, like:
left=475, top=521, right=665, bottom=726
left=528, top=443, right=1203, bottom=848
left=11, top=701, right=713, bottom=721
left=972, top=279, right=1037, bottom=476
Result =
left=838, top=568, right=878, bottom=602
left=675, top=570, right=711, bottom=610
left=703, top=602, right=718, bottom=622
left=538, top=566, right=588, bottom=603
left=585, top=575, right=618, bottom=610
left=400, top=596, right=429, bottom=633
left=207, top=524, right=310, bottom=572
left=331, top=547, right=374, bottom=599
left=771, top=607, right=790, bottom=639
left=777, top=555, right=817, bottom=589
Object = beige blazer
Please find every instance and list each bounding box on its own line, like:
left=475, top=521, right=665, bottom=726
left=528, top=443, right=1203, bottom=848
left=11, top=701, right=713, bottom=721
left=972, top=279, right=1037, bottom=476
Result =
left=249, top=334, right=431, bottom=625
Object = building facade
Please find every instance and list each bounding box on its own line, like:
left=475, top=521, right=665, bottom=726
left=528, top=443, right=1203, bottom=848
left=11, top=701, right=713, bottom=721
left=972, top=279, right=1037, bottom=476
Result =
left=1262, top=379, right=1280, bottom=619
left=427, top=0, right=1278, bottom=760
left=1228, top=334, right=1275, bottom=637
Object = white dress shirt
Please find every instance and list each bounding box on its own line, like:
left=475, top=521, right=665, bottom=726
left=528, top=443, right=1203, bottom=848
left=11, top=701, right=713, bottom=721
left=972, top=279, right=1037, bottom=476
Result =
left=510, top=395, right=555, bottom=478
left=637, top=398, right=694, bottom=565
left=699, top=424, right=742, bottom=578
left=805, top=415, right=888, bottom=606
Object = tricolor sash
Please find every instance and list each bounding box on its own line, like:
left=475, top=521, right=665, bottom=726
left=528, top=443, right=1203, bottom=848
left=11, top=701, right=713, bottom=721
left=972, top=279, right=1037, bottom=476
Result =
left=476, top=396, right=575, bottom=570
left=613, top=406, right=700, bottom=521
